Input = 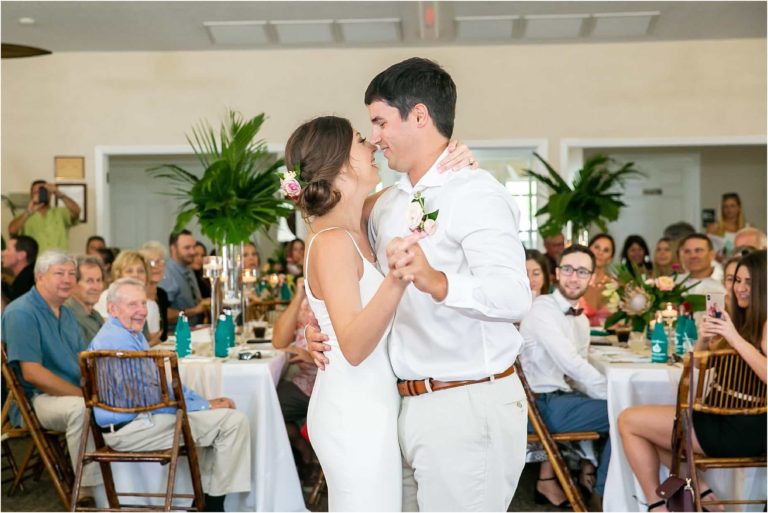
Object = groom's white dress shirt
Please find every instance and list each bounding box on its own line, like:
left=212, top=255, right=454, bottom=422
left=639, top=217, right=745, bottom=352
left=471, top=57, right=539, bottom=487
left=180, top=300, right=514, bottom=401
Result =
left=369, top=149, right=531, bottom=381
left=519, top=289, right=607, bottom=399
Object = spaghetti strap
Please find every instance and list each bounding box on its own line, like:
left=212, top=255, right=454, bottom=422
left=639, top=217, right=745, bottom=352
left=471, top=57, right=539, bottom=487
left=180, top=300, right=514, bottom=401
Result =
left=305, top=227, right=368, bottom=286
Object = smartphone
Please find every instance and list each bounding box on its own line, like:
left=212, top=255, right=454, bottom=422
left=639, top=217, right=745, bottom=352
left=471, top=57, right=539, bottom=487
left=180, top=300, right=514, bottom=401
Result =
left=38, top=187, right=49, bottom=204
left=706, top=292, right=725, bottom=319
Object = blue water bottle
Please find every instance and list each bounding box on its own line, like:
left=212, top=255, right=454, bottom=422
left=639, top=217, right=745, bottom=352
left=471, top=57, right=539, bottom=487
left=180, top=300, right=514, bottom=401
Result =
left=674, top=310, right=687, bottom=356
left=214, top=314, right=229, bottom=358
left=223, top=309, right=235, bottom=348
left=175, top=312, right=191, bottom=358
left=650, top=313, right=669, bottom=364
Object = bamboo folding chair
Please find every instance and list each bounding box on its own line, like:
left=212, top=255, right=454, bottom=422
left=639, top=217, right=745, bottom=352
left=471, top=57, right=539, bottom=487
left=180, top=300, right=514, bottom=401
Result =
left=1, top=345, right=73, bottom=509
left=672, top=349, right=767, bottom=511
left=516, top=361, right=601, bottom=512
left=72, top=350, right=204, bottom=512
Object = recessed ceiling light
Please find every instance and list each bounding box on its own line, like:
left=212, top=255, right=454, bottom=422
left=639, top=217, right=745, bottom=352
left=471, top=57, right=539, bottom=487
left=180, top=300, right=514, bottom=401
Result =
left=591, top=11, right=659, bottom=38
left=18, top=17, right=36, bottom=25
left=204, top=21, right=269, bottom=45
left=272, top=20, right=335, bottom=45
left=524, top=14, right=589, bottom=39
left=338, top=18, right=401, bottom=44
left=455, top=15, right=518, bottom=40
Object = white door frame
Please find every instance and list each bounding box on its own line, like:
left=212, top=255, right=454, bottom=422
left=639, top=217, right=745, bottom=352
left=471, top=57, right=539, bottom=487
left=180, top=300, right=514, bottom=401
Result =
left=559, top=135, right=767, bottom=182
left=94, top=143, right=285, bottom=243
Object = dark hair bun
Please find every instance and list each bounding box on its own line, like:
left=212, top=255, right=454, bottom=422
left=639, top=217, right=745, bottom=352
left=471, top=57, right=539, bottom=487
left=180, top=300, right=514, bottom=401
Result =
left=299, top=180, right=341, bottom=217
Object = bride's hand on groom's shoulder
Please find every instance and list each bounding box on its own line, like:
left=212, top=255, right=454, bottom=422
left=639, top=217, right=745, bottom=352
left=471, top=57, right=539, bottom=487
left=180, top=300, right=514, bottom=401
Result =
left=437, top=139, right=479, bottom=173
left=305, top=323, right=331, bottom=370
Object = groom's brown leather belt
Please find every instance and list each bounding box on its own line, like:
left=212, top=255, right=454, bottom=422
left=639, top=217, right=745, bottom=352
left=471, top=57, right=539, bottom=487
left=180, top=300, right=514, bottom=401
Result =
left=397, top=365, right=515, bottom=397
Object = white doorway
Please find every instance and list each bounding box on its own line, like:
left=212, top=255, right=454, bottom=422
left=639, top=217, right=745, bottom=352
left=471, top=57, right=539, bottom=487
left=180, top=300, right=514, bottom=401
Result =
left=602, top=152, right=700, bottom=255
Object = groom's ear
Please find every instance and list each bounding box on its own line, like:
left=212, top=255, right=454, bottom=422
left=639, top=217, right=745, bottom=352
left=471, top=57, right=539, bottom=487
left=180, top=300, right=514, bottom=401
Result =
left=411, top=104, right=430, bottom=128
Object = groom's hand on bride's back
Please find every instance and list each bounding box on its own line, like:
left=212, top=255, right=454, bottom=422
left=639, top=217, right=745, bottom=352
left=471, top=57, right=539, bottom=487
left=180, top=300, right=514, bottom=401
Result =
left=305, top=323, right=331, bottom=370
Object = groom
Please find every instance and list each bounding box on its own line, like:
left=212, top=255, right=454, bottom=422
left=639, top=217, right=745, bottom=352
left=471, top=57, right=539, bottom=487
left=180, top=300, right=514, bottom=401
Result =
left=309, top=57, right=532, bottom=511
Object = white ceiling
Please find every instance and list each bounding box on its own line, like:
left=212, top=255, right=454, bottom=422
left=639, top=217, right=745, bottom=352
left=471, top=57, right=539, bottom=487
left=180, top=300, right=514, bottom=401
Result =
left=1, top=1, right=765, bottom=52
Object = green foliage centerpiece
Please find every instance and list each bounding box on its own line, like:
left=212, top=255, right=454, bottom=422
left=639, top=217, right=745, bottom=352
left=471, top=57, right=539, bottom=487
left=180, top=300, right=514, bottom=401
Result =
left=525, top=153, right=642, bottom=239
left=149, top=110, right=292, bottom=244
left=150, top=110, right=293, bottom=330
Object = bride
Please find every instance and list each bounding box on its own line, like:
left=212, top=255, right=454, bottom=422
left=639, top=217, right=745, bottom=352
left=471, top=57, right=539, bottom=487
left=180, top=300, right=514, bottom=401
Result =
left=283, top=115, right=473, bottom=511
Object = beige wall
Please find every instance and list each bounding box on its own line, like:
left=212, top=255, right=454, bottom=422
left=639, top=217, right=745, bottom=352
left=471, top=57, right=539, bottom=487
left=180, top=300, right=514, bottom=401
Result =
left=2, top=38, right=765, bottom=252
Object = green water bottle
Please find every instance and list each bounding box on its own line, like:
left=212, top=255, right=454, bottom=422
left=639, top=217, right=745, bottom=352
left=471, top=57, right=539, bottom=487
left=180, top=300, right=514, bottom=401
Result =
left=650, top=312, right=669, bottom=364
left=674, top=308, right=687, bottom=355
left=214, top=314, right=229, bottom=358
left=175, top=312, right=191, bottom=358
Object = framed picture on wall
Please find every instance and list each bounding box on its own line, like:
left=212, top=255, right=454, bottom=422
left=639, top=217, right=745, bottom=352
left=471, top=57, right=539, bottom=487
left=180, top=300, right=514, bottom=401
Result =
left=56, top=183, right=87, bottom=223
left=54, top=156, right=85, bottom=180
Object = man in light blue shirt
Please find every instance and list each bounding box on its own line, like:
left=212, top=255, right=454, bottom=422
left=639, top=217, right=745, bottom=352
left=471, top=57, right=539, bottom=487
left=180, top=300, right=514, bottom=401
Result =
left=89, top=278, right=250, bottom=511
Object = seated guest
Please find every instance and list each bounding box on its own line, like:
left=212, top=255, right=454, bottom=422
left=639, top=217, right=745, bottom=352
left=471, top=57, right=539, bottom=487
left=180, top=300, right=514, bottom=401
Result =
left=1, top=235, right=38, bottom=302
left=160, top=230, right=210, bottom=328
left=677, top=233, right=726, bottom=295
left=97, top=247, right=117, bottom=285
left=723, top=250, right=751, bottom=309
left=525, top=249, right=550, bottom=297
left=85, top=235, right=106, bottom=256
left=90, top=278, right=251, bottom=511
left=706, top=192, right=747, bottom=257
left=621, top=234, right=652, bottom=277
left=284, top=238, right=305, bottom=277
left=734, top=226, right=767, bottom=251
left=520, top=244, right=610, bottom=505
left=619, top=250, right=766, bottom=512
left=243, top=242, right=261, bottom=271
left=543, top=234, right=565, bottom=285
left=94, top=250, right=162, bottom=345
left=652, top=237, right=677, bottom=277
left=140, top=241, right=170, bottom=341
left=271, top=277, right=317, bottom=481
left=192, top=241, right=212, bottom=300
left=663, top=221, right=696, bottom=246
left=580, top=233, right=616, bottom=327
left=2, top=250, right=102, bottom=492
left=64, top=256, right=105, bottom=343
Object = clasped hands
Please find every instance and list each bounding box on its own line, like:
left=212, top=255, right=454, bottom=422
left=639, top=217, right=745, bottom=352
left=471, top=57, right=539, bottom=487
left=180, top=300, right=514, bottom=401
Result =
left=385, top=232, right=447, bottom=302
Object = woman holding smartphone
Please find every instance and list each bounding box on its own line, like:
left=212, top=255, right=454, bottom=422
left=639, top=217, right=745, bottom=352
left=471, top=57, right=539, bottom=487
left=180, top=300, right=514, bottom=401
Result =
left=618, top=250, right=766, bottom=511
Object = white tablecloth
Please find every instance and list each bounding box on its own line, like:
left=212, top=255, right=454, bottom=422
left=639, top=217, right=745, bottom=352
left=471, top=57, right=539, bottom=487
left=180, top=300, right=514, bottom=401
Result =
left=97, top=344, right=307, bottom=511
left=589, top=345, right=766, bottom=512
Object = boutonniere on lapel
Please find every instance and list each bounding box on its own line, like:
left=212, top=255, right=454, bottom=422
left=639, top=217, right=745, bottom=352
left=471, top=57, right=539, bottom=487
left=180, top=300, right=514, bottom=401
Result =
left=407, top=191, right=439, bottom=235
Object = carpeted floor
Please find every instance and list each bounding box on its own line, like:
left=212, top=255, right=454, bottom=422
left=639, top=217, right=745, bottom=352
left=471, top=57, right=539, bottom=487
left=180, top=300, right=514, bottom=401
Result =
left=2, top=438, right=599, bottom=511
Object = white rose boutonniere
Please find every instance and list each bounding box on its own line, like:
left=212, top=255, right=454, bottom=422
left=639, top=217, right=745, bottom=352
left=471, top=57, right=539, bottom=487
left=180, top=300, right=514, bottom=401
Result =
left=408, top=192, right=439, bottom=235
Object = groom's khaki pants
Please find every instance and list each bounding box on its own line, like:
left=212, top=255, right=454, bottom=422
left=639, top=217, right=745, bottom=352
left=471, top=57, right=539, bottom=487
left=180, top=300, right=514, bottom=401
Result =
left=399, top=373, right=528, bottom=512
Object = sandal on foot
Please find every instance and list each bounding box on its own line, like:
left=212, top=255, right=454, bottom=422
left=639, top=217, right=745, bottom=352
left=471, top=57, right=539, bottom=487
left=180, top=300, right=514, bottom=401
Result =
left=534, top=477, right=571, bottom=509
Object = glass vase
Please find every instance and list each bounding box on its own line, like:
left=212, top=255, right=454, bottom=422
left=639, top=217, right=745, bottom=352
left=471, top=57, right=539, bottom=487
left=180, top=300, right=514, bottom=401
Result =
left=218, top=242, right=244, bottom=343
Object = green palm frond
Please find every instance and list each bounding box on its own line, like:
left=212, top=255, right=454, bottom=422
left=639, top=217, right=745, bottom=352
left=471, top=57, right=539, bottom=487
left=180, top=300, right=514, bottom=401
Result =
left=148, top=110, right=293, bottom=246
left=524, top=153, right=643, bottom=238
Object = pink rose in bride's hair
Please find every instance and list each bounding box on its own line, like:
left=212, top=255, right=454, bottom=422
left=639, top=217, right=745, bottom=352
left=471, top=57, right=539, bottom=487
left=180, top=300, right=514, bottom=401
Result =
left=280, top=171, right=302, bottom=199
left=655, top=276, right=675, bottom=291
left=423, top=219, right=438, bottom=236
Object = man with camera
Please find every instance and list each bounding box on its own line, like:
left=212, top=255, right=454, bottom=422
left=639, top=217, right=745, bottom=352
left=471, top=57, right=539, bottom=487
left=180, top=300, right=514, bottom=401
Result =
left=8, top=180, right=81, bottom=253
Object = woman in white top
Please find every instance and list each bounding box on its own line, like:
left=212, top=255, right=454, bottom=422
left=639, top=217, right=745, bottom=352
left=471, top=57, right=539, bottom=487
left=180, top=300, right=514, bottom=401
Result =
left=94, top=250, right=162, bottom=345
left=284, top=116, right=473, bottom=511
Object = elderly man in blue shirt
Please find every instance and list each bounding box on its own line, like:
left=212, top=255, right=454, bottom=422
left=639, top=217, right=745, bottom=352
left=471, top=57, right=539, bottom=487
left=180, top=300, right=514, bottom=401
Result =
left=89, top=277, right=250, bottom=512
left=2, top=250, right=103, bottom=495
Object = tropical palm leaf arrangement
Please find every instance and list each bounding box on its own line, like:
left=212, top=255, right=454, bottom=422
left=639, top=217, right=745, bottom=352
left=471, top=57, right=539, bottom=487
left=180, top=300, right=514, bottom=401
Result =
left=525, top=153, right=642, bottom=238
left=149, top=110, right=293, bottom=245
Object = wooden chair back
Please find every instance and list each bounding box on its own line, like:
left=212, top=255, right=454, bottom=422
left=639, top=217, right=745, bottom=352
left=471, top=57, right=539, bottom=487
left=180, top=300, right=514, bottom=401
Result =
left=1, top=345, right=73, bottom=509
left=673, top=349, right=767, bottom=511
left=516, top=360, right=599, bottom=512
left=71, top=350, right=204, bottom=512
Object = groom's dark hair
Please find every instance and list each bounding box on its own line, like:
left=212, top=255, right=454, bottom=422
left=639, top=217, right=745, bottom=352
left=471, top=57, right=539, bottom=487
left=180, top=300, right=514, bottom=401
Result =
left=364, top=57, right=456, bottom=139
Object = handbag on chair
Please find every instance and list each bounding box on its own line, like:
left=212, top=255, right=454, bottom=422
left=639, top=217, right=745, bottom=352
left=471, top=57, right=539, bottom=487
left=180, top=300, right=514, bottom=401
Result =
left=656, top=353, right=697, bottom=512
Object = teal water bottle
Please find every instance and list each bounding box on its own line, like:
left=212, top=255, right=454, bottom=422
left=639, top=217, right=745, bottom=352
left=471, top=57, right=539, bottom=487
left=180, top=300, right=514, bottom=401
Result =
left=683, top=314, right=698, bottom=353
left=214, top=314, right=229, bottom=358
left=280, top=281, right=292, bottom=301
left=650, top=313, right=669, bottom=363
left=674, top=311, right=687, bottom=355
left=175, top=312, right=191, bottom=358
left=223, top=309, right=235, bottom=348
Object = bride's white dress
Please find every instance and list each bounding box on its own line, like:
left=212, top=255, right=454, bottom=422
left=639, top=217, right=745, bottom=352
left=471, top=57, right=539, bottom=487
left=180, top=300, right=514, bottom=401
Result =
left=304, top=228, right=402, bottom=511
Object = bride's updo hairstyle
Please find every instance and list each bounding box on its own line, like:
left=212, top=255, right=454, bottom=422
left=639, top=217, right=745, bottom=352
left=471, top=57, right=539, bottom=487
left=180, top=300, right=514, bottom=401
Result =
left=284, top=116, right=353, bottom=218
